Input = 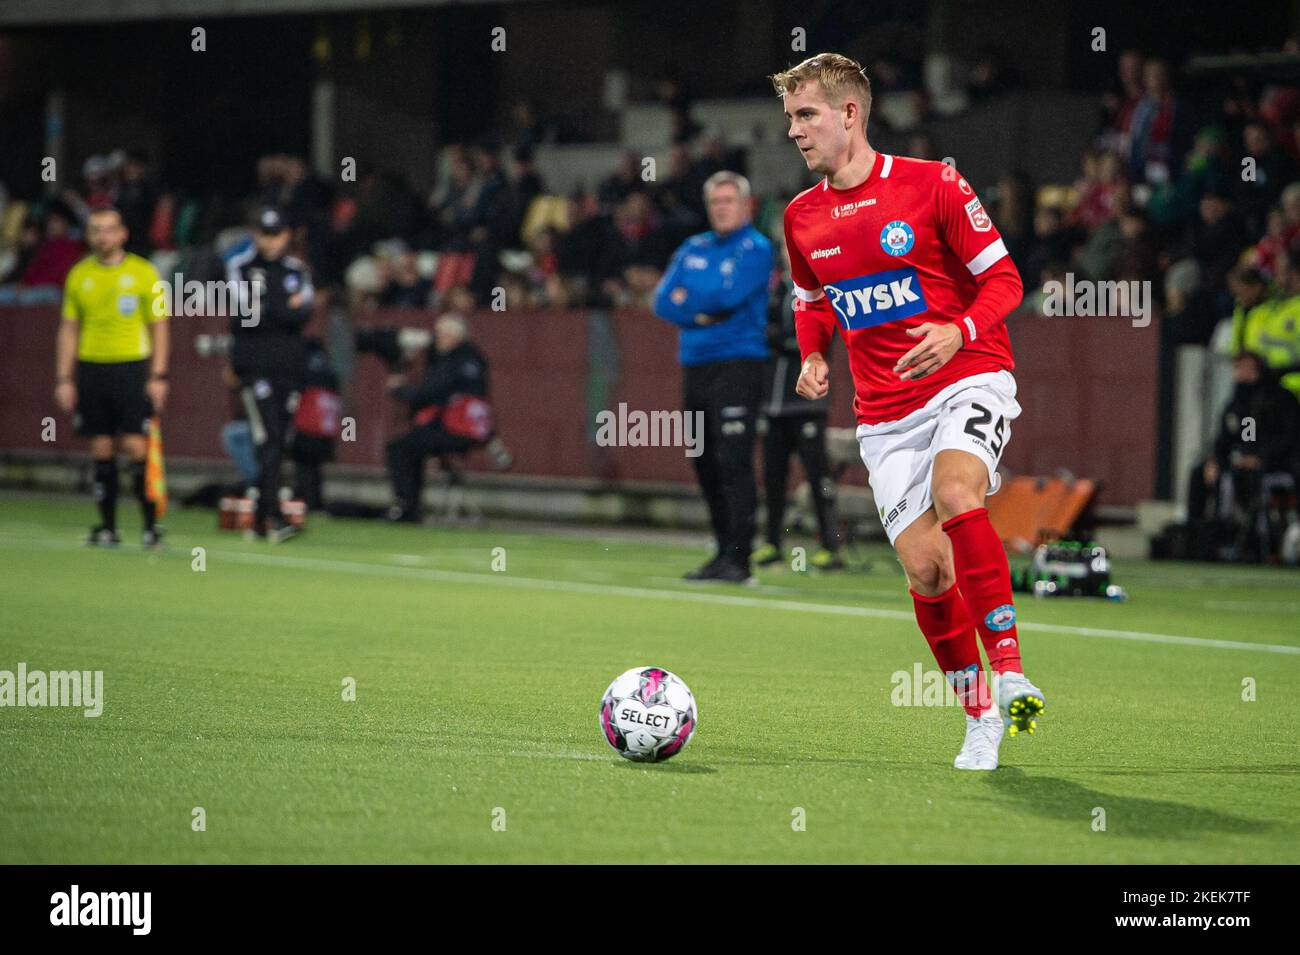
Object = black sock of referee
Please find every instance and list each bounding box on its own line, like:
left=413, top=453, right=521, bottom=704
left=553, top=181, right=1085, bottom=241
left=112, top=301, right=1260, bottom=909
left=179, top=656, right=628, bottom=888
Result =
left=130, top=460, right=156, bottom=532
left=93, top=458, right=118, bottom=531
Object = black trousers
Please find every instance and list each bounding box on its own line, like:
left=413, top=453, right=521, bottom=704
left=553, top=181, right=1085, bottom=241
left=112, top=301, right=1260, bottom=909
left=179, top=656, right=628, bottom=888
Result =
left=289, top=434, right=333, bottom=510
left=387, top=423, right=474, bottom=515
left=240, top=376, right=296, bottom=524
left=1186, top=461, right=1264, bottom=523
left=763, top=413, right=839, bottom=551
left=683, top=358, right=763, bottom=566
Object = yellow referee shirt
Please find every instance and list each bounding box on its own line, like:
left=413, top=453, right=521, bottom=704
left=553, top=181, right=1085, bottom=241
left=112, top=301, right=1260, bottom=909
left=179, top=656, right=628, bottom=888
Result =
left=61, top=253, right=168, bottom=363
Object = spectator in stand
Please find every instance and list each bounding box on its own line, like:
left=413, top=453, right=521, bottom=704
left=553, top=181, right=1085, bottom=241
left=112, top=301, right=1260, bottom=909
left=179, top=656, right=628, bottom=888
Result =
left=272, top=156, right=336, bottom=286
left=657, top=79, right=701, bottom=145
left=379, top=250, right=433, bottom=309
left=1100, top=49, right=1145, bottom=154
left=116, top=152, right=158, bottom=257
left=691, top=130, right=745, bottom=183
left=1127, top=58, right=1196, bottom=188
left=1174, top=188, right=1247, bottom=305
left=1021, top=204, right=1077, bottom=290
left=1113, top=205, right=1158, bottom=284
left=1069, top=150, right=1124, bottom=232
left=1237, top=121, right=1296, bottom=235
left=871, top=56, right=927, bottom=129
left=907, top=132, right=938, bottom=162
left=474, top=142, right=516, bottom=248
left=1, top=217, right=41, bottom=286
left=332, top=165, right=412, bottom=254
left=600, top=191, right=669, bottom=307
left=992, top=170, right=1035, bottom=266
left=556, top=195, right=607, bottom=305
left=1280, top=182, right=1300, bottom=250
left=507, top=98, right=557, bottom=149
left=967, top=47, right=1018, bottom=103
left=510, top=145, right=544, bottom=239
left=1218, top=72, right=1261, bottom=157
left=659, top=143, right=706, bottom=232
left=1252, top=207, right=1288, bottom=279
left=1164, top=258, right=1218, bottom=346
left=433, top=147, right=483, bottom=248
left=523, top=227, right=563, bottom=306
left=598, top=151, right=644, bottom=211
left=461, top=224, right=501, bottom=304
left=22, top=205, right=83, bottom=289
left=83, top=154, right=121, bottom=210
left=1147, top=125, right=1234, bottom=232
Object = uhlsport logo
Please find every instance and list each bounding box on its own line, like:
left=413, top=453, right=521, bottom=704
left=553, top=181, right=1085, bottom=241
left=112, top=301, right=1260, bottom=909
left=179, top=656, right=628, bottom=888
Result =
left=985, top=604, right=1017, bottom=632
left=823, top=267, right=926, bottom=330
left=810, top=245, right=841, bottom=260
left=880, top=220, right=915, bottom=256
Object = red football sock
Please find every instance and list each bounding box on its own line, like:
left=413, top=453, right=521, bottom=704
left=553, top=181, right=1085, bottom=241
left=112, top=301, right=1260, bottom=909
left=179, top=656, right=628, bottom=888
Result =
left=942, top=507, right=1024, bottom=675
left=911, top=585, right=989, bottom=718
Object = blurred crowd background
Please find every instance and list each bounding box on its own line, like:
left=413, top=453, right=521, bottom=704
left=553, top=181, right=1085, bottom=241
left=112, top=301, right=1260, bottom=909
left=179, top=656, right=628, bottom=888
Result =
left=2, top=0, right=1300, bottom=543
left=7, top=40, right=1300, bottom=330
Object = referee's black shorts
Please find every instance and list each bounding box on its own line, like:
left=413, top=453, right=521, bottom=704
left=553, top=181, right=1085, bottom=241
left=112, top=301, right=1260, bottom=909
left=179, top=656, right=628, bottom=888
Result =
left=75, top=359, right=153, bottom=437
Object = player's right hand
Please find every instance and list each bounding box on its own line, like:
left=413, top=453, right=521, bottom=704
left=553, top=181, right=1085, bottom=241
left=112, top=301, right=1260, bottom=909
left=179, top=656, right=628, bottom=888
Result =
left=55, top=381, right=77, bottom=413
left=795, top=353, right=829, bottom=400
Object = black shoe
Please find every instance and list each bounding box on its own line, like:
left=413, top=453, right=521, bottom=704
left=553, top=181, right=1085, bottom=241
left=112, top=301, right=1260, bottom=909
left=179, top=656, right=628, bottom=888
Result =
left=142, top=527, right=165, bottom=550
left=85, top=526, right=121, bottom=547
left=711, top=558, right=757, bottom=585
left=683, top=556, right=725, bottom=581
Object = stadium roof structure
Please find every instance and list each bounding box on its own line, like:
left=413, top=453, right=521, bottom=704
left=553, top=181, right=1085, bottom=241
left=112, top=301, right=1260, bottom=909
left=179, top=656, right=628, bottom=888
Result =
left=1185, top=51, right=1300, bottom=83
left=0, top=0, right=535, bottom=28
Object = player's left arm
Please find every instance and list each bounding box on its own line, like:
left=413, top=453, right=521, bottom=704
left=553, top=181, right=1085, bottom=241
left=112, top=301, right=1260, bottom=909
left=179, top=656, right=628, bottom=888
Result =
left=144, top=263, right=171, bottom=411
left=895, top=169, right=1023, bottom=381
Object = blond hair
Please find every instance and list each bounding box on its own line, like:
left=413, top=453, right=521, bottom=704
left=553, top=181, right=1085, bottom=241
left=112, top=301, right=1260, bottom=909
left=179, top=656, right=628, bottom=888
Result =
left=770, top=53, right=872, bottom=112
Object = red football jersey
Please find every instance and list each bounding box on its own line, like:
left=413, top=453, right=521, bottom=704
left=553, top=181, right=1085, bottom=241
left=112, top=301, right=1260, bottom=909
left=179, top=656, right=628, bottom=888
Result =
left=783, top=153, right=1022, bottom=424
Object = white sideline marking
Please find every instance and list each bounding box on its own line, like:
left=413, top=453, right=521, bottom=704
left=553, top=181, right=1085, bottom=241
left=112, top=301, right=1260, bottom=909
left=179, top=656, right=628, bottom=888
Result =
left=3, top=533, right=1299, bottom=655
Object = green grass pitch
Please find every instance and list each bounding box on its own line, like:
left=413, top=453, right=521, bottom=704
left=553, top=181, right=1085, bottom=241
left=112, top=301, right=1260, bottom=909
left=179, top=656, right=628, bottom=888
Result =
left=1, top=493, right=1297, bottom=864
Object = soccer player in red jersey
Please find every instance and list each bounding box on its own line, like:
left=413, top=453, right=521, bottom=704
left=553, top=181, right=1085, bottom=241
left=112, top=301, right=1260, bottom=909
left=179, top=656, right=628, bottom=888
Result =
left=773, top=53, right=1045, bottom=770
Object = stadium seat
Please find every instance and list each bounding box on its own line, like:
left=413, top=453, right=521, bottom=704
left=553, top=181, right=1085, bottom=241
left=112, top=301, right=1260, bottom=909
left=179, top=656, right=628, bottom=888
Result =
left=988, top=475, right=1097, bottom=552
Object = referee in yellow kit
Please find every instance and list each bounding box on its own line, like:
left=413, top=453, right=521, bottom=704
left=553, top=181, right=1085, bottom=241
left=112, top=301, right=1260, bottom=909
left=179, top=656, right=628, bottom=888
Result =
left=54, top=206, right=170, bottom=547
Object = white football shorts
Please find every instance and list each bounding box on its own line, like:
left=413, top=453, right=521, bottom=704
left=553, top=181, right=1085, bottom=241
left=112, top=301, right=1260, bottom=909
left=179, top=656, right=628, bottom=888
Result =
left=856, top=370, right=1021, bottom=544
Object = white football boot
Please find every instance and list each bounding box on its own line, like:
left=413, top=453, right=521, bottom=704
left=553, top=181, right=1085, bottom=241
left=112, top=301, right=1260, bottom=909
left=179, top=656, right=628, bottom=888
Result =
left=994, top=671, right=1046, bottom=738
left=953, top=706, right=1004, bottom=771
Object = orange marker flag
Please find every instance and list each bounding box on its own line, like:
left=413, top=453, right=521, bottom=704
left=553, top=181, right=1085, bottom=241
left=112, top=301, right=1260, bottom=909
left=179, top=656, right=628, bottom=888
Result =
left=146, top=416, right=168, bottom=520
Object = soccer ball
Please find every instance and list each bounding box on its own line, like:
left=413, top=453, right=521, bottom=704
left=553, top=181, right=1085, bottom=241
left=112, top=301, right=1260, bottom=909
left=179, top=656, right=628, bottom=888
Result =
left=598, top=666, right=697, bottom=762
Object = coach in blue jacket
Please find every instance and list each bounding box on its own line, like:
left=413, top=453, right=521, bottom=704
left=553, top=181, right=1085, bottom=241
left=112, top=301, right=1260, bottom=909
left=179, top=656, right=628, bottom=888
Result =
left=654, top=171, right=774, bottom=583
